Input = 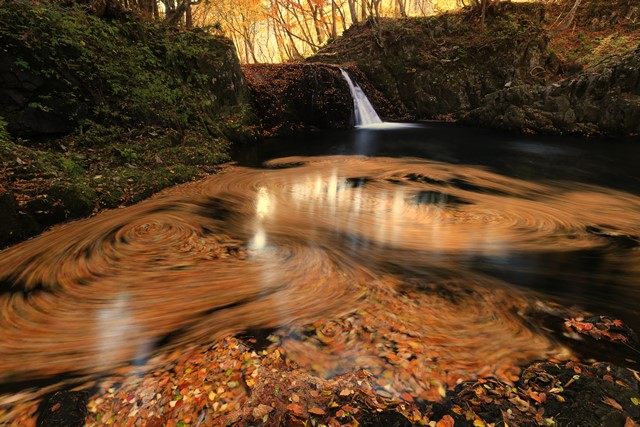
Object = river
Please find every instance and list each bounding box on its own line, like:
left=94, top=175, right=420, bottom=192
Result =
left=0, top=122, right=639, bottom=407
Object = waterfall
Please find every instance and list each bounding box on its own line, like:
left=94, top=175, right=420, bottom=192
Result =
left=340, top=69, right=383, bottom=127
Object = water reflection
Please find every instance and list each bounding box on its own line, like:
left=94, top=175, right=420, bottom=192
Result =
left=0, top=154, right=639, bottom=406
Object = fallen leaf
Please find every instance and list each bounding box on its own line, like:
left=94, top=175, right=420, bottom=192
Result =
left=401, top=392, right=414, bottom=402
left=286, top=403, right=304, bottom=417
left=252, top=404, right=273, bottom=419
left=528, top=391, right=547, bottom=404
left=308, top=406, right=325, bottom=415
left=603, top=397, right=623, bottom=411
left=436, top=415, right=455, bottom=427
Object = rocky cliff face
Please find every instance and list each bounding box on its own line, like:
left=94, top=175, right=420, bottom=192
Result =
left=309, top=0, right=639, bottom=138
left=243, top=64, right=353, bottom=136
left=465, top=46, right=640, bottom=137
left=243, top=63, right=406, bottom=136
left=311, top=3, right=553, bottom=121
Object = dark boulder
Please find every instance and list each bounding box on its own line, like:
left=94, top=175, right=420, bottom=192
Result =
left=464, top=46, right=640, bottom=137
left=0, top=185, right=39, bottom=248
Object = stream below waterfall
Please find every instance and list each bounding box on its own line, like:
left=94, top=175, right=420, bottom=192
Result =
left=1, top=122, right=639, bottom=410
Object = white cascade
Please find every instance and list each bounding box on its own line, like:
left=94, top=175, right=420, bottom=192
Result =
left=340, top=69, right=383, bottom=127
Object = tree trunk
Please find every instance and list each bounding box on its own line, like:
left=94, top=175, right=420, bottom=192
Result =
left=397, top=0, right=407, bottom=17
left=185, top=2, right=193, bottom=29
left=331, top=0, right=337, bottom=39
left=347, top=0, right=358, bottom=23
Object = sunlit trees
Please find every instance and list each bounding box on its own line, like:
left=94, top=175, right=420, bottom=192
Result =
left=193, top=0, right=266, bottom=62
left=92, top=0, right=475, bottom=61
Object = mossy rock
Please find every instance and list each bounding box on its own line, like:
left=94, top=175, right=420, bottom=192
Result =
left=25, top=181, right=96, bottom=225
left=0, top=0, right=250, bottom=138
left=311, top=3, right=551, bottom=120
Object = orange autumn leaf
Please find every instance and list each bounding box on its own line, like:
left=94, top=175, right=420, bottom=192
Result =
left=528, top=390, right=547, bottom=404
left=437, top=414, right=455, bottom=427
left=286, top=403, right=304, bottom=417
left=602, top=397, right=623, bottom=411
left=308, top=406, right=326, bottom=415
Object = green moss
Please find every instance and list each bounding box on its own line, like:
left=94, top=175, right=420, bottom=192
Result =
left=0, top=2, right=255, bottom=246
left=0, top=0, right=251, bottom=140
left=49, top=180, right=97, bottom=217
left=114, top=146, right=141, bottom=164
left=0, top=117, right=9, bottom=144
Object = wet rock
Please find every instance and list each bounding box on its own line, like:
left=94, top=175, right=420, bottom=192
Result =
left=237, top=327, right=279, bottom=352
left=345, top=177, right=371, bottom=188
left=565, top=316, right=640, bottom=348
left=432, top=361, right=640, bottom=427
left=413, top=191, right=471, bottom=207
left=242, top=63, right=350, bottom=136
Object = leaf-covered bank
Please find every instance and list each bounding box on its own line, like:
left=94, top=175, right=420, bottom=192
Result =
left=0, top=0, right=253, bottom=248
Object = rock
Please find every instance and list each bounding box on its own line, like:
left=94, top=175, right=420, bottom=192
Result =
left=242, top=63, right=405, bottom=136
left=22, top=181, right=96, bottom=228
left=0, top=187, right=22, bottom=244
left=0, top=52, right=84, bottom=136
left=311, top=3, right=550, bottom=121
left=0, top=185, right=39, bottom=249
left=243, top=63, right=352, bottom=136
left=431, top=360, right=640, bottom=427
left=464, top=46, right=640, bottom=137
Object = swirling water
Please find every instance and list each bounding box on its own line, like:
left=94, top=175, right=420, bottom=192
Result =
left=0, top=123, right=639, bottom=403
